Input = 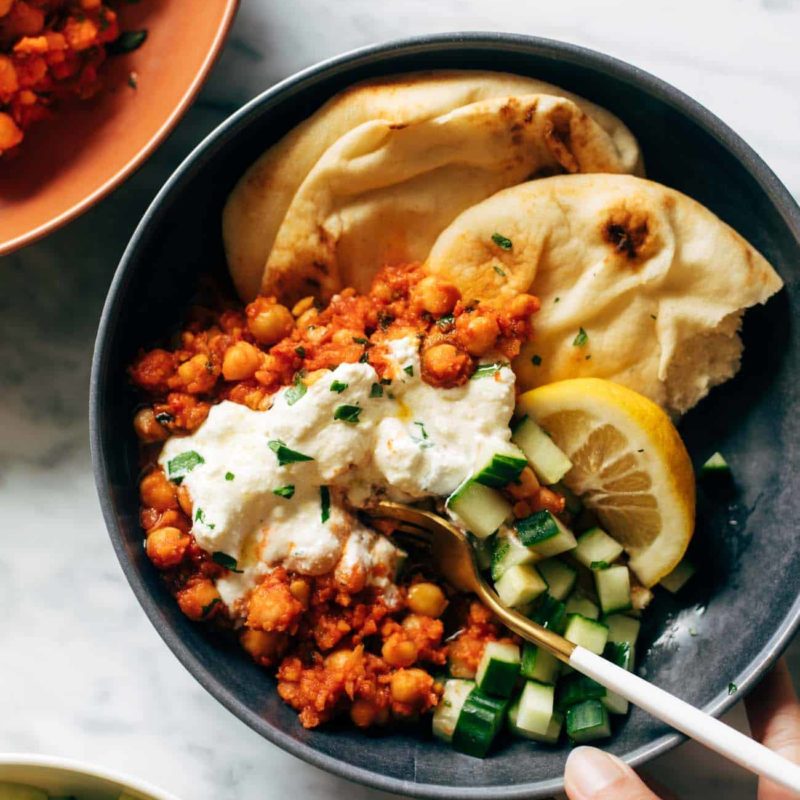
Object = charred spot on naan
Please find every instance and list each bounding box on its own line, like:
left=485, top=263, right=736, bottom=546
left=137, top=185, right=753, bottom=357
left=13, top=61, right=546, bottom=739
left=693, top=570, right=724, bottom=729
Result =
left=601, top=203, right=659, bottom=265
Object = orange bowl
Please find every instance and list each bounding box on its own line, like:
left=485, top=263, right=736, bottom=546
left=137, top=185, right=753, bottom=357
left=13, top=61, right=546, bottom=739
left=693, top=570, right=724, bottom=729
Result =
left=0, top=0, right=239, bottom=255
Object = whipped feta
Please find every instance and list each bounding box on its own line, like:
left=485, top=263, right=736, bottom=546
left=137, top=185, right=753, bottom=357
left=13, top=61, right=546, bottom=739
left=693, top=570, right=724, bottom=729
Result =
left=158, top=337, right=517, bottom=608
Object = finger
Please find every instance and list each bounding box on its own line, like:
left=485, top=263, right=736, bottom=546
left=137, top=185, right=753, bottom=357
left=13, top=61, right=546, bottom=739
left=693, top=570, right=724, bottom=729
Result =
left=564, top=746, right=663, bottom=800
left=744, top=658, right=800, bottom=800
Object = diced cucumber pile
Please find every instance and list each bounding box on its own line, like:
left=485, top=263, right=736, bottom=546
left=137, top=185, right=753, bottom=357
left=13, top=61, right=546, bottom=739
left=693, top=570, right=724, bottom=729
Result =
left=436, top=411, right=694, bottom=754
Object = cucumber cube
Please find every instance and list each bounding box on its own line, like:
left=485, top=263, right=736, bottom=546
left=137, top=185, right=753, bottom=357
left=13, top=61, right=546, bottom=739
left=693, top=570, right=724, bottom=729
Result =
left=511, top=415, right=573, bottom=484
left=566, top=699, right=612, bottom=743
left=474, top=447, right=529, bottom=488
left=556, top=673, right=606, bottom=711
left=574, top=527, right=624, bottom=569
left=602, top=642, right=634, bottom=715
left=491, top=528, right=540, bottom=581
left=516, top=510, right=577, bottom=558
left=447, top=479, right=511, bottom=539
left=603, top=614, right=641, bottom=647
left=565, top=592, right=600, bottom=620
left=476, top=642, right=521, bottom=698
left=536, top=558, right=578, bottom=600
left=432, top=679, right=475, bottom=742
left=509, top=702, right=563, bottom=743
left=514, top=680, right=555, bottom=736
left=494, top=564, right=548, bottom=608
left=521, top=642, right=561, bottom=684
left=594, top=565, right=632, bottom=614
left=452, top=689, right=509, bottom=758
left=529, top=594, right=567, bottom=634
left=564, top=614, right=609, bottom=654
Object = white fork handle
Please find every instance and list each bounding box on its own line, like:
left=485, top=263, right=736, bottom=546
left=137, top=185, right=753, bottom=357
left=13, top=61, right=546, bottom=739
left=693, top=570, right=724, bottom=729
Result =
left=571, top=646, right=800, bottom=794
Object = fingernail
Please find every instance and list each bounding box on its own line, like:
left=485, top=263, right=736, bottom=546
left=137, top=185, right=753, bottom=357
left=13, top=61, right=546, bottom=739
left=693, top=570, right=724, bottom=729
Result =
left=565, top=746, right=627, bottom=795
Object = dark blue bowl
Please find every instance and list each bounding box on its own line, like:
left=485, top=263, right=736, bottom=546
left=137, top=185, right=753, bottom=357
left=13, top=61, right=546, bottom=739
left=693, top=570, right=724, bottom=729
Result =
left=90, top=33, right=800, bottom=799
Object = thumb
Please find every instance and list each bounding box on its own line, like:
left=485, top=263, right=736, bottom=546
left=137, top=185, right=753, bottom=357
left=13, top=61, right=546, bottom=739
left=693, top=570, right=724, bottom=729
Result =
left=564, top=746, right=662, bottom=800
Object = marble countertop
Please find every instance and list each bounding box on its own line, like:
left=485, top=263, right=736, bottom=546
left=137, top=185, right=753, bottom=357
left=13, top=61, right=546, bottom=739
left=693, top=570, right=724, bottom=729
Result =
left=1, top=1, right=799, bottom=798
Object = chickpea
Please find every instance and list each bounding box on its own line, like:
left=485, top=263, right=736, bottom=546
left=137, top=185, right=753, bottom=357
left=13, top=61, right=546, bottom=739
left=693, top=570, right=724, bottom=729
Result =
left=222, top=341, right=263, bottom=381
left=513, top=500, right=532, bottom=519
left=458, top=313, right=500, bottom=356
left=382, top=637, right=418, bottom=668
left=291, top=296, right=316, bottom=318
left=241, top=629, right=287, bottom=665
left=177, top=579, right=220, bottom=621
left=146, top=526, right=190, bottom=569
left=413, top=276, right=461, bottom=316
left=508, top=293, right=540, bottom=318
left=177, top=485, right=193, bottom=517
left=296, top=308, right=319, bottom=329
left=390, top=668, right=431, bottom=705
left=421, top=342, right=471, bottom=385
left=288, top=578, right=310, bottom=606
left=175, top=353, right=217, bottom=394
left=247, top=299, right=294, bottom=345
left=325, top=648, right=354, bottom=672
left=133, top=407, right=168, bottom=443
left=407, top=583, right=448, bottom=618
left=139, top=470, right=178, bottom=511
left=506, top=466, right=540, bottom=500
left=332, top=328, right=361, bottom=345
left=536, top=487, right=566, bottom=515
left=350, top=699, right=382, bottom=728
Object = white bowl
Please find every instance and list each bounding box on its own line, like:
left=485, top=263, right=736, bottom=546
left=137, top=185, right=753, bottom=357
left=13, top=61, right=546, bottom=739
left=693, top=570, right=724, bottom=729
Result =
left=0, top=755, right=180, bottom=800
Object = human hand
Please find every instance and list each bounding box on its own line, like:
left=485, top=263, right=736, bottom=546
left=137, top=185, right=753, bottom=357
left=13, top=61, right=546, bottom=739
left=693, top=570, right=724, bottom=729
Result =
left=563, top=658, right=800, bottom=800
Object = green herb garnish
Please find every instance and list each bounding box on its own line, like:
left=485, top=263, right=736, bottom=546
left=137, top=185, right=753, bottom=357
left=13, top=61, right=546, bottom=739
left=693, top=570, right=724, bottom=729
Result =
left=728, top=682, right=738, bottom=695
left=352, top=336, right=369, bottom=345
left=359, top=352, right=370, bottom=363
left=471, top=361, right=506, bottom=379
left=155, top=411, right=173, bottom=425
left=295, top=346, right=306, bottom=358
left=330, top=380, right=348, bottom=394
left=194, top=508, right=215, bottom=529
left=493, top=265, right=507, bottom=277
left=380, top=377, right=392, bottom=385
left=284, top=374, right=307, bottom=406
left=273, top=485, right=295, bottom=499
left=201, top=598, right=221, bottom=617
left=573, top=327, right=589, bottom=347
left=109, top=29, right=148, bottom=55
left=436, top=314, right=455, bottom=329
left=491, top=232, right=513, bottom=250
left=370, top=383, right=383, bottom=398
left=414, top=421, right=429, bottom=440
left=212, top=552, right=243, bottom=573
left=268, top=439, right=314, bottom=466
left=403, top=365, right=414, bottom=377
left=320, top=486, right=331, bottom=523
left=167, top=450, right=204, bottom=484
left=225, top=472, right=235, bottom=481
left=531, top=355, right=542, bottom=366
left=334, top=404, right=362, bottom=424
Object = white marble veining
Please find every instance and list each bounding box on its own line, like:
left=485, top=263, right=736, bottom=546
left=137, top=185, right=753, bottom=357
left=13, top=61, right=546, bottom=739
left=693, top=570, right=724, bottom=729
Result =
left=1, top=1, right=799, bottom=799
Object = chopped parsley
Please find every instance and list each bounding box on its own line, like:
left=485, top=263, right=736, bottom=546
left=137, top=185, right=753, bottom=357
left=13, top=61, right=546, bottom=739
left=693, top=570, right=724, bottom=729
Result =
left=414, top=421, right=429, bottom=439
left=201, top=598, right=221, bottom=618
left=284, top=374, right=307, bottom=406
left=273, top=484, right=295, bottom=499
left=403, top=365, right=414, bottom=376
left=554, top=296, right=561, bottom=303
left=728, top=682, right=738, bottom=695
left=491, top=232, right=513, bottom=250
left=194, top=507, right=215, bottom=529
left=268, top=439, right=314, bottom=466
left=330, top=380, right=348, bottom=394
left=370, top=383, right=383, bottom=398
left=295, top=346, right=306, bottom=358
left=167, top=450, right=204, bottom=484
left=436, top=314, right=455, bottom=329
left=359, top=351, right=370, bottom=363
left=585, top=354, right=592, bottom=360
left=531, top=354, right=542, bottom=366
left=573, top=327, right=589, bottom=347
left=493, top=265, right=507, bottom=277
left=320, top=486, right=331, bottom=523
left=352, top=336, right=369, bottom=345
left=225, top=472, right=235, bottom=481
left=334, top=404, right=362, bottom=424
left=109, top=29, right=148, bottom=55
left=155, top=411, right=174, bottom=425
left=212, top=552, right=243, bottom=573
left=380, top=377, right=392, bottom=385
left=471, top=361, right=506, bottom=379
left=650, top=314, right=657, bottom=321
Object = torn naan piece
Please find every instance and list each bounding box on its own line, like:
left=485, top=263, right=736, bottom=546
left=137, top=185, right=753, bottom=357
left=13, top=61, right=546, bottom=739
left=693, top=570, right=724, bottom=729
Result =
left=425, top=174, right=783, bottom=415
left=261, top=94, right=639, bottom=303
left=223, top=70, right=643, bottom=301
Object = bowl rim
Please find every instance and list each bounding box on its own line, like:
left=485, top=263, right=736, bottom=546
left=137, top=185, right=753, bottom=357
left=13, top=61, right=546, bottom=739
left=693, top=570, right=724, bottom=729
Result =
left=0, top=753, right=181, bottom=800
left=0, top=0, right=240, bottom=257
left=90, top=31, right=800, bottom=800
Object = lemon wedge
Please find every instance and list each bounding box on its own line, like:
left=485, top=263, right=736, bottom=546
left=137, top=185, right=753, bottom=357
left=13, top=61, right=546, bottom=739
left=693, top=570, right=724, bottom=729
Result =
left=517, top=378, right=695, bottom=587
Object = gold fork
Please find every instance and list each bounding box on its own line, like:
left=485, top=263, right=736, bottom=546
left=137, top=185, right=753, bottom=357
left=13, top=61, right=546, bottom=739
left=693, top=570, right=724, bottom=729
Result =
left=367, top=500, right=800, bottom=792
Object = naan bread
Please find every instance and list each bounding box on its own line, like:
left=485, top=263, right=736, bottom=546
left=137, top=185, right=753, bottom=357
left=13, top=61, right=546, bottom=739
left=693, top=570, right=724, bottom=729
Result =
left=262, top=94, right=639, bottom=303
left=425, top=174, right=783, bottom=414
left=223, top=70, right=643, bottom=300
